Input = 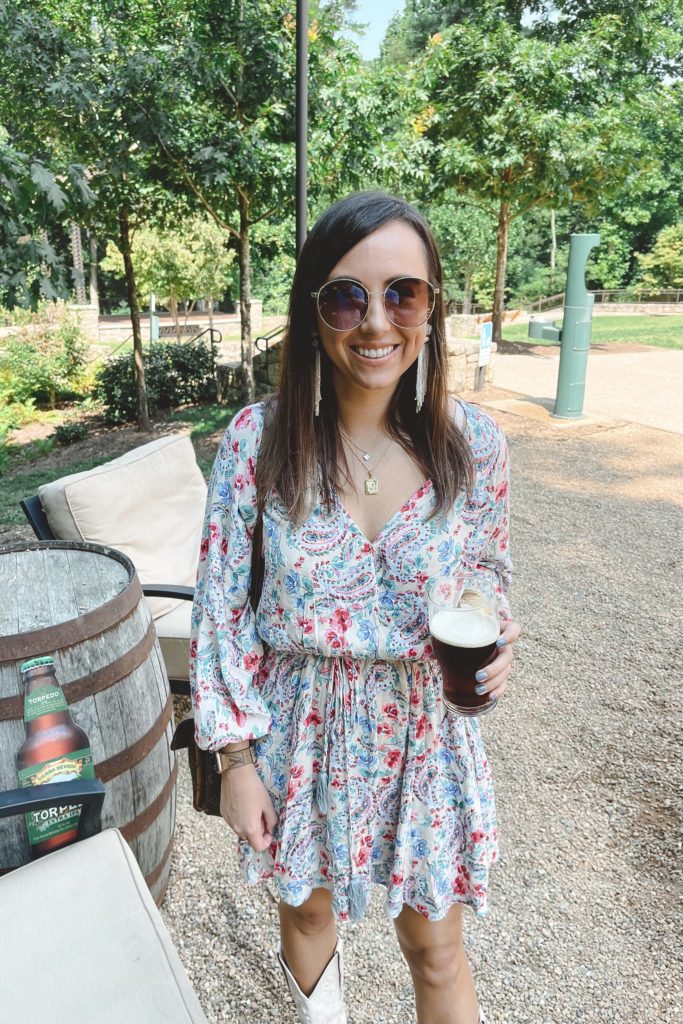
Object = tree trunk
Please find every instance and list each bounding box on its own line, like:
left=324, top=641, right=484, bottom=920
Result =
left=491, top=202, right=510, bottom=345
left=119, top=208, right=150, bottom=432
left=463, top=265, right=474, bottom=315
left=88, top=230, right=99, bottom=313
left=169, top=296, right=182, bottom=343
left=238, top=191, right=254, bottom=403
left=550, top=208, right=557, bottom=292
left=70, top=223, right=86, bottom=305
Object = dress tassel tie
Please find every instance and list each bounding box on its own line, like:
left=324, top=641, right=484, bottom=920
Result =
left=315, top=769, right=329, bottom=814
left=348, top=876, right=368, bottom=922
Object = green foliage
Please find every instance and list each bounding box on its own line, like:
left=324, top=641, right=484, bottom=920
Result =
left=52, top=420, right=89, bottom=446
left=101, top=217, right=237, bottom=329
left=95, top=339, right=217, bottom=423
left=0, top=301, right=87, bottom=407
left=636, top=223, right=683, bottom=288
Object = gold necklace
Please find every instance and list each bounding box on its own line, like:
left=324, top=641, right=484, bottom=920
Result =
left=341, top=429, right=394, bottom=495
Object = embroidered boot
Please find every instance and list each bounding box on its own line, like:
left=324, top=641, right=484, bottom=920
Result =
left=276, top=938, right=347, bottom=1024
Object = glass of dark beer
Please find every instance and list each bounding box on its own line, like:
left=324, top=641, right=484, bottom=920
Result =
left=426, top=574, right=500, bottom=716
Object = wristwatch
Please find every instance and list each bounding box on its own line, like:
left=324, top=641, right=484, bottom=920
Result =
left=215, top=745, right=255, bottom=773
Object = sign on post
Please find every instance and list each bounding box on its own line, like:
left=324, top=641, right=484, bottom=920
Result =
left=475, top=321, right=493, bottom=390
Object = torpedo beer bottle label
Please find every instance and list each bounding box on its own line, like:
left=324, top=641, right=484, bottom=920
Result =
left=18, top=748, right=95, bottom=844
left=24, top=683, right=69, bottom=721
left=15, top=656, right=96, bottom=856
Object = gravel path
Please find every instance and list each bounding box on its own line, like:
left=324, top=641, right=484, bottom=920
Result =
left=161, top=391, right=683, bottom=1024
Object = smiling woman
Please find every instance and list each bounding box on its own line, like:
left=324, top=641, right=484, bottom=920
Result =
left=189, top=192, right=521, bottom=1024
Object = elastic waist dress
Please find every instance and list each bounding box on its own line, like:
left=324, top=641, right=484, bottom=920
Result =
left=189, top=400, right=512, bottom=922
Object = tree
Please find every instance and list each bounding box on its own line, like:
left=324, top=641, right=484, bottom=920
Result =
left=101, top=216, right=236, bottom=340
left=416, top=21, right=670, bottom=341
left=636, top=223, right=683, bottom=288
left=427, top=200, right=497, bottom=313
left=0, top=2, right=184, bottom=429
left=0, top=140, right=93, bottom=307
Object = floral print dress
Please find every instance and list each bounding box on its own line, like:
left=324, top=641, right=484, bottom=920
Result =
left=189, top=400, right=511, bottom=922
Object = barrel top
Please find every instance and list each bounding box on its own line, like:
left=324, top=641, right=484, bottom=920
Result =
left=0, top=541, right=137, bottom=645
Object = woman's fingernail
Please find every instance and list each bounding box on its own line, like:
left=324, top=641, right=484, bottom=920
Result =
left=474, top=683, right=488, bottom=695
left=475, top=670, right=488, bottom=683
left=496, top=636, right=508, bottom=648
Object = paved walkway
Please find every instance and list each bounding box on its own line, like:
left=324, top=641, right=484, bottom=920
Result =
left=490, top=345, right=683, bottom=434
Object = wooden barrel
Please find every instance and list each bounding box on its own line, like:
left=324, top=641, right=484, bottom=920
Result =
left=0, top=540, right=177, bottom=906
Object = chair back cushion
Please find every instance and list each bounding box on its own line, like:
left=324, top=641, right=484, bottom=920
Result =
left=39, top=434, right=206, bottom=618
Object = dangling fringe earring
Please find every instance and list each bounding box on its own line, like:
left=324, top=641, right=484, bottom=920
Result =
left=313, top=335, right=322, bottom=417
left=416, top=325, right=431, bottom=411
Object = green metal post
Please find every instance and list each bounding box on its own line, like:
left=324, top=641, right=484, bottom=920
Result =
left=554, top=233, right=600, bottom=418
left=528, top=232, right=600, bottom=418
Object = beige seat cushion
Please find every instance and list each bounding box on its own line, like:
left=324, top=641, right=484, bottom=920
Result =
left=156, top=600, right=192, bottom=681
left=39, top=435, right=206, bottom=619
left=0, top=828, right=208, bottom=1023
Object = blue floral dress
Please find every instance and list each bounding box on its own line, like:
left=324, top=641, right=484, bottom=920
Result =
left=189, top=400, right=512, bottom=922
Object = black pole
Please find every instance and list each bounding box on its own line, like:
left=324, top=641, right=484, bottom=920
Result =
left=296, top=0, right=308, bottom=257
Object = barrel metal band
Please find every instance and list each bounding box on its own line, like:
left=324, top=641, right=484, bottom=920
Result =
left=95, top=694, right=174, bottom=783
left=144, top=831, right=175, bottom=899
left=120, top=758, right=178, bottom=843
left=0, top=571, right=143, bottom=665
left=0, top=618, right=157, bottom=722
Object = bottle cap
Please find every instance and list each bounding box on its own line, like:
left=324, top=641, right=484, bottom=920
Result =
left=20, top=656, right=55, bottom=673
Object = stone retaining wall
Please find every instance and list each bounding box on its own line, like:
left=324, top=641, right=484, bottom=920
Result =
left=216, top=325, right=492, bottom=405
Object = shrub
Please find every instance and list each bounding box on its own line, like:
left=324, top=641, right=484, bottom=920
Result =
left=0, top=302, right=88, bottom=407
left=96, top=339, right=216, bottom=424
left=52, top=421, right=89, bottom=446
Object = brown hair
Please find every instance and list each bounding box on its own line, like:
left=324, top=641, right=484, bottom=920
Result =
left=257, top=191, right=473, bottom=522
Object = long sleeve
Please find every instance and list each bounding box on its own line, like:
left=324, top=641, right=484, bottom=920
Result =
left=464, top=411, right=513, bottom=623
left=189, top=404, right=271, bottom=750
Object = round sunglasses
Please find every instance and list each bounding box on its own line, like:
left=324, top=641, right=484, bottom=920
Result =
left=311, top=276, right=438, bottom=332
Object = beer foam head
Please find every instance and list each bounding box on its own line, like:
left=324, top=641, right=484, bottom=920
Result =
left=431, top=607, right=499, bottom=648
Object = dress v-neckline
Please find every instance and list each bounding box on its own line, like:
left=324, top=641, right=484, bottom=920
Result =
left=335, top=478, right=434, bottom=547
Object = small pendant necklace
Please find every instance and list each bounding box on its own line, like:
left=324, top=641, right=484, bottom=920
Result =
left=341, top=429, right=394, bottom=495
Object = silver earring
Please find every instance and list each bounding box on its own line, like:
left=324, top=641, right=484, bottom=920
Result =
left=313, top=335, right=322, bottom=417
left=416, top=328, right=430, bottom=411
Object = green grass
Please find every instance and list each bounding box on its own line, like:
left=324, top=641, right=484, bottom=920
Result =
left=1, top=457, right=113, bottom=526
left=501, top=314, right=683, bottom=349
left=166, top=403, right=237, bottom=440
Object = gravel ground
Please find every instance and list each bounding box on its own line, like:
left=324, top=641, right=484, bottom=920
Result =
left=161, top=391, right=683, bottom=1024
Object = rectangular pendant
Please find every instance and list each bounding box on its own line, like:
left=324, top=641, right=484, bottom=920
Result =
left=365, top=477, right=379, bottom=495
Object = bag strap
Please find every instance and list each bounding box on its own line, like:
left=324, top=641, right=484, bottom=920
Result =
left=250, top=501, right=265, bottom=614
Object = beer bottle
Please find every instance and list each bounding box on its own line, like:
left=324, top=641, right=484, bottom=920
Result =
left=15, top=656, right=95, bottom=857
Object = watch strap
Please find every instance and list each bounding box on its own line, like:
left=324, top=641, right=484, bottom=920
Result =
left=215, top=746, right=255, bottom=773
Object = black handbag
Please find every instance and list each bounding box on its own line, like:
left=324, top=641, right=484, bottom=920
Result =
left=171, top=510, right=264, bottom=815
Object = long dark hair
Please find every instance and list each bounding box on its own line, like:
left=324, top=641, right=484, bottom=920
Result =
left=257, top=191, right=473, bottom=522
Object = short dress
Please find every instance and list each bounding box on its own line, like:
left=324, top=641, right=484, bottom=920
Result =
left=189, top=400, right=512, bottom=922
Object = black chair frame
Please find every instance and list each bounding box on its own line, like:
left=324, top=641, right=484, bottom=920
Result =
left=0, top=778, right=107, bottom=844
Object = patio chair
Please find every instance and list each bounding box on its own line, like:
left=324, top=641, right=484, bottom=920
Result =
left=20, top=434, right=207, bottom=696
left=0, top=817, right=208, bottom=1022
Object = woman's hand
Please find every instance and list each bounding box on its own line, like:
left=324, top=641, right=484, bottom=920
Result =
left=474, top=618, right=522, bottom=701
left=220, top=765, right=278, bottom=853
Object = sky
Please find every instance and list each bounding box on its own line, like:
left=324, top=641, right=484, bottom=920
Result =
left=348, top=0, right=405, bottom=60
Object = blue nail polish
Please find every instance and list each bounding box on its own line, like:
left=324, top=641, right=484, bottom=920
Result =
left=474, top=683, right=487, bottom=695
left=496, top=636, right=508, bottom=648
left=475, top=670, right=488, bottom=683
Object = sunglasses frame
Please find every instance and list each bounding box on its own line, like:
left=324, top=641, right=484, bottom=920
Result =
left=311, top=276, right=439, bottom=332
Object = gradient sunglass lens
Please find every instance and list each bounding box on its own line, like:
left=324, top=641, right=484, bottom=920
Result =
left=316, top=277, right=436, bottom=331
left=385, top=278, right=435, bottom=327
left=318, top=280, right=368, bottom=330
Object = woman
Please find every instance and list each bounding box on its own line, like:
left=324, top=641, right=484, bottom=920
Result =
left=190, top=192, right=520, bottom=1024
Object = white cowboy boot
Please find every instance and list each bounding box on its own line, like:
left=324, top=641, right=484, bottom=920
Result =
left=276, top=938, right=347, bottom=1024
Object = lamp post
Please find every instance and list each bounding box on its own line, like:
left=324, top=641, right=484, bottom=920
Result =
left=296, top=0, right=308, bottom=257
